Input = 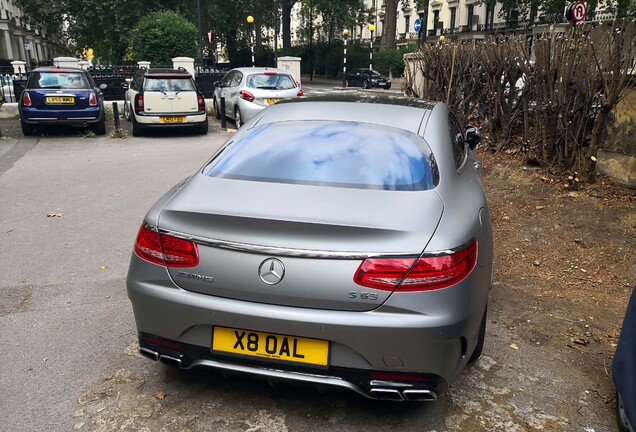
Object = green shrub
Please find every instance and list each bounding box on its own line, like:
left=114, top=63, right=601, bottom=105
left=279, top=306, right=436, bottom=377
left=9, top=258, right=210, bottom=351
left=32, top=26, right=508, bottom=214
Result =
left=129, top=11, right=197, bottom=65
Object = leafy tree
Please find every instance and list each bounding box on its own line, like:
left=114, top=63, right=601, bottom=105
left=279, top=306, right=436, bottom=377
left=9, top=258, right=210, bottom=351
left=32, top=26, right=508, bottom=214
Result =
left=129, top=10, right=197, bottom=65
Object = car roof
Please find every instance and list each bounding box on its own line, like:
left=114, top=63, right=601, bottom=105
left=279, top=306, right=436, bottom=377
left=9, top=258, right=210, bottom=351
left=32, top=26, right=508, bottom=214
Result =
left=142, top=68, right=192, bottom=77
left=32, top=67, right=87, bottom=73
left=230, top=67, right=293, bottom=75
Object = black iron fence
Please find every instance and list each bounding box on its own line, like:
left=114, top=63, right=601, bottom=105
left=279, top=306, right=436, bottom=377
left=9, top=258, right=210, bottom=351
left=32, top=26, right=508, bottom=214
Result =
left=195, top=67, right=227, bottom=98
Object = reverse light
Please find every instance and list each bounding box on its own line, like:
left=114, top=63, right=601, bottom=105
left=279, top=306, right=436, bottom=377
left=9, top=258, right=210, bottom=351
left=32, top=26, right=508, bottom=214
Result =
left=22, top=91, right=32, bottom=106
left=89, top=92, right=97, bottom=106
left=134, top=225, right=199, bottom=267
left=239, top=90, right=255, bottom=103
left=354, top=240, right=477, bottom=292
left=134, top=94, right=144, bottom=113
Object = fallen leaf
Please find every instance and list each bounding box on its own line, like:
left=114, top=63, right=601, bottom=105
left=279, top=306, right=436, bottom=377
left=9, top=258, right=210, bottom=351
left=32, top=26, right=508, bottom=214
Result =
left=73, top=423, right=85, bottom=430
left=99, top=265, right=108, bottom=270
left=510, top=343, right=519, bottom=350
left=154, top=391, right=167, bottom=400
left=535, top=205, right=544, bottom=210
left=47, top=213, right=64, bottom=217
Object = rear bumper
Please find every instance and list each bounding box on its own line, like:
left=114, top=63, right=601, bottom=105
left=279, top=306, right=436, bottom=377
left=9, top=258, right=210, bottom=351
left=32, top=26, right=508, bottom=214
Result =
left=21, top=107, right=103, bottom=126
left=126, top=254, right=491, bottom=399
left=134, top=111, right=207, bottom=126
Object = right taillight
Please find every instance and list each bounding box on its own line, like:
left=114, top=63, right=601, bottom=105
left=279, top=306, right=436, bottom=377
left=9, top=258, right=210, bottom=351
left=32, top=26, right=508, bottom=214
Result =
left=134, top=94, right=144, bottom=113
left=22, top=91, right=32, bottom=106
left=354, top=240, right=477, bottom=292
left=134, top=225, right=199, bottom=267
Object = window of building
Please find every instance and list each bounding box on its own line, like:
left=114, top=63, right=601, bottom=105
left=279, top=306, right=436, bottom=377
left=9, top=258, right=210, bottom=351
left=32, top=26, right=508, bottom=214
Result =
left=467, top=4, right=475, bottom=27
left=450, top=7, right=457, bottom=29
left=405, top=15, right=410, bottom=32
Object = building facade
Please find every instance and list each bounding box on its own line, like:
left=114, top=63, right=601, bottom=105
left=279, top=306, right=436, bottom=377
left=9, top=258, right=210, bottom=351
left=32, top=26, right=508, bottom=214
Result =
left=0, top=0, right=69, bottom=65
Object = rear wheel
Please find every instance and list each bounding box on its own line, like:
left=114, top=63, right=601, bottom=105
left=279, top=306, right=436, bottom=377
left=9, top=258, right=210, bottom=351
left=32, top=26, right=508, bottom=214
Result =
left=198, top=118, right=209, bottom=135
left=213, top=98, right=221, bottom=119
left=469, top=307, right=487, bottom=363
left=94, top=118, right=106, bottom=135
left=617, top=392, right=632, bottom=432
left=20, top=119, right=34, bottom=136
left=124, top=102, right=131, bottom=121
left=131, top=114, right=144, bottom=137
left=234, top=106, right=242, bottom=129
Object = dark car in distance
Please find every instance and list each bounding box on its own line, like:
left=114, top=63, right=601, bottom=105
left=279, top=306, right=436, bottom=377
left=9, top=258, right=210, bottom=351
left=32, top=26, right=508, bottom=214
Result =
left=19, top=67, right=107, bottom=136
left=345, top=68, right=391, bottom=90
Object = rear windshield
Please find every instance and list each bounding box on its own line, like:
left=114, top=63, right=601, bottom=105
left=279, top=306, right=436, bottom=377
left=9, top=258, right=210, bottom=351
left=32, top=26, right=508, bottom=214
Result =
left=247, top=73, right=296, bottom=90
left=204, top=121, right=438, bottom=191
left=28, top=72, right=90, bottom=89
left=143, top=77, right=195, bottom=92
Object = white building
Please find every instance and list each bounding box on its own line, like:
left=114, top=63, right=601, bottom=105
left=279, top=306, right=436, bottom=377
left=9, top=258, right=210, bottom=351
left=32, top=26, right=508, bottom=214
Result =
left=0, top=0, right=68, bottom=64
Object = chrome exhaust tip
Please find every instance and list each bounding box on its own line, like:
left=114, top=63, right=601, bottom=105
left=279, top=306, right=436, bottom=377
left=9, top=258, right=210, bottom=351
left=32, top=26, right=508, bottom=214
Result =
left=369, top=388, right=405, bottom=401
left=159, top=354, right=182, bottom=368
left=403, top=389, right=438, bottom=401
left=139, top=347, right=159, bottom=361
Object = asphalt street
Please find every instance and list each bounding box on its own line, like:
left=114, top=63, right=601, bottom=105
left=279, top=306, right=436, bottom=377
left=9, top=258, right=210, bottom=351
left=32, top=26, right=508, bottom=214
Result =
left=0, top=109, right=617, bottom=431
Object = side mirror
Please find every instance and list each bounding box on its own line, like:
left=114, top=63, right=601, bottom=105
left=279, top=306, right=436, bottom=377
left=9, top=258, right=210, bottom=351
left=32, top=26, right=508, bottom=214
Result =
left=99, top=83, right=108, bottom=90
left=121, top=82, right=129, bottom=90
left=214, top=81, right=222, bottom=88
left=465, top=126, right=481, bottom=150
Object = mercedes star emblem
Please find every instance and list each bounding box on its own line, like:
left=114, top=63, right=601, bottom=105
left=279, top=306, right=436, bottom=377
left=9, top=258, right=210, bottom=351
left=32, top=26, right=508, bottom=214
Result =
left=258, top=258, right=286, bottom=285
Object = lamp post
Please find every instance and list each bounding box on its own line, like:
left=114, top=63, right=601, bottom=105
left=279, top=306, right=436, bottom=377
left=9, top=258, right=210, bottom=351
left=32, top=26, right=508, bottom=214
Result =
left=247, top=15, right=255, bottom=67
left=342, top=29, right=349, bottom=87
left=368, top=24, right=375, bottom=72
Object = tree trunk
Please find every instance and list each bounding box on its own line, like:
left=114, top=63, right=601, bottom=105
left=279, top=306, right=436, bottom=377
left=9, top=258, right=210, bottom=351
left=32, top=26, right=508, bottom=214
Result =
left=381, top=0, right=399, bottom=50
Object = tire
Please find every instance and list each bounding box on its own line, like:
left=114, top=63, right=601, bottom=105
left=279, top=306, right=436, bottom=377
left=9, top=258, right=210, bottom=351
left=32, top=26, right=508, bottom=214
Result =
left=234, top=106, right=242, bottom=129
left=617, top=392, right=632, bottom=432
left=131, top=114, right=143, bottom=137
left=124, top=102, right=131, bottom=121
left=20, top=118, right=34, bottom=136
left=385, top=83, right=392, bottom=90
left=94, top=117, right=106, bottom=135
left=198, top=118, right=209, bottom=135
left=362, top=80, right=370, bottom=89
left=213, top=98, right=221, bottom=119
left=469, top=306, right=487, bottom=363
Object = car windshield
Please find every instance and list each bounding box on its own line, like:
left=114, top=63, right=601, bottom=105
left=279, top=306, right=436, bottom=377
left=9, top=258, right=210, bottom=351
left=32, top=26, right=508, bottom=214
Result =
left=143, top=77, right=195, bottom=92
left=29, top=72, right=90, bottom=89
left=204, top=121, right=438, bottom=191
left=246, top=73, right=296, bottom=90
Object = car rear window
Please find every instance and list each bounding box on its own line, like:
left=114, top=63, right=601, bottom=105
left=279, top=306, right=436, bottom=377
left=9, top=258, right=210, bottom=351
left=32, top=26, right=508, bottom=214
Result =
left=247, top=73, right=296, bottom=90
left=204, top=121, right=438, bottom=191
left=143, top=77, right=195, bottom=92
left=28, top=72, right=90, bottom=89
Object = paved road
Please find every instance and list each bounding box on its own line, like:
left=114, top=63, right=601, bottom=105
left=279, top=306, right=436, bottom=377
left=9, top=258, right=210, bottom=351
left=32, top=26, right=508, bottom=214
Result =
left=0, top=120, right=616, bottom=431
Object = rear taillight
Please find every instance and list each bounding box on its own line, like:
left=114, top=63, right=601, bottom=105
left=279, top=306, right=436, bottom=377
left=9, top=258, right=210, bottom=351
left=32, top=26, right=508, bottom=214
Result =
left=297, top=89, right=304, bottom=97
left=22, top=92, right=32, bottom=106
left=89, top=92, right=97, bottom=106
left=134, top=225, right=199, bottom=267
left=354, top=240, right=477, bottom=292
left=197, top=93, right=205, bottom=111
left=239, top=90, right=254, bottom=103
left=135, top=94, right=144, bottom=112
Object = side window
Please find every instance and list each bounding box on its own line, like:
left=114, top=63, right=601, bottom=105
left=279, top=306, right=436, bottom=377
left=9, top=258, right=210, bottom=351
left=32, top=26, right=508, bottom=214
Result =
left=448, top=114, right=466, bottom=169
left=221, top=72, right=234, bottom=87
left=230, top=72, right=243, bottom=87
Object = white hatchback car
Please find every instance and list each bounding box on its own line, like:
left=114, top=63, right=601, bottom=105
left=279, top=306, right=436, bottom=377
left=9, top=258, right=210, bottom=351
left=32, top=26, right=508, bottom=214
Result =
left=212, top=67, right=303, bottom=128
left=124, top=68, right=208, bottom=136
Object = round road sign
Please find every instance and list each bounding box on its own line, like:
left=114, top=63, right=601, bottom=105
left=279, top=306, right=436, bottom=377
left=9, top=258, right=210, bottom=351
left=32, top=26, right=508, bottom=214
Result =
left=414, top=18, right=422, bottom=33
left=571, top=1, right=587, bottom=22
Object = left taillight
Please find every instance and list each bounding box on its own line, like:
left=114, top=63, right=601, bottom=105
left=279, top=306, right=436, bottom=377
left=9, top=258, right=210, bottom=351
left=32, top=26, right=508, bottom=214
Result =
left=197, top=93, right=205, bottom=111
left=89, top=92, right=97, bottom=106
left=134, top=225, right=199, bottom=267
left=354, top=240, right=477, bottom=292
left=297, top=89, right=304, bottom=97
left=239, top=90, right=255, bottom=103
left=22, top=92, right=32, bottom=106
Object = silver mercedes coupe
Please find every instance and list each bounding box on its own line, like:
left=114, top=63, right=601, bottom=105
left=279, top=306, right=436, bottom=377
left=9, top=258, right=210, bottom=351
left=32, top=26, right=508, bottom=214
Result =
left=126, top=94, right=494, bottom=401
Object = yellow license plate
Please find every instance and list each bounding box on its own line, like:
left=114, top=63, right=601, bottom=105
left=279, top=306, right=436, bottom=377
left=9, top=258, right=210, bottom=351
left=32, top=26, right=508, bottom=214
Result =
left=160, top=116, right=186, bottom=123
left=46, top=96, right=74, bottom=104
left=265, top=98, right=280, bottom=105
left=213, top=326, right=329, bottom=366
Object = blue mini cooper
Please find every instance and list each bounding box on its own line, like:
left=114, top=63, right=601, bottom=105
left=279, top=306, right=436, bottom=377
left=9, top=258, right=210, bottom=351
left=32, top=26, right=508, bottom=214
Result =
left=19, top=67, right=107, bottom=136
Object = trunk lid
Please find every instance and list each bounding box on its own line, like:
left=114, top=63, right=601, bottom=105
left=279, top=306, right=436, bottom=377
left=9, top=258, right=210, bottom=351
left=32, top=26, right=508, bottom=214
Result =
left=160, top=176, right=443, bottom=311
